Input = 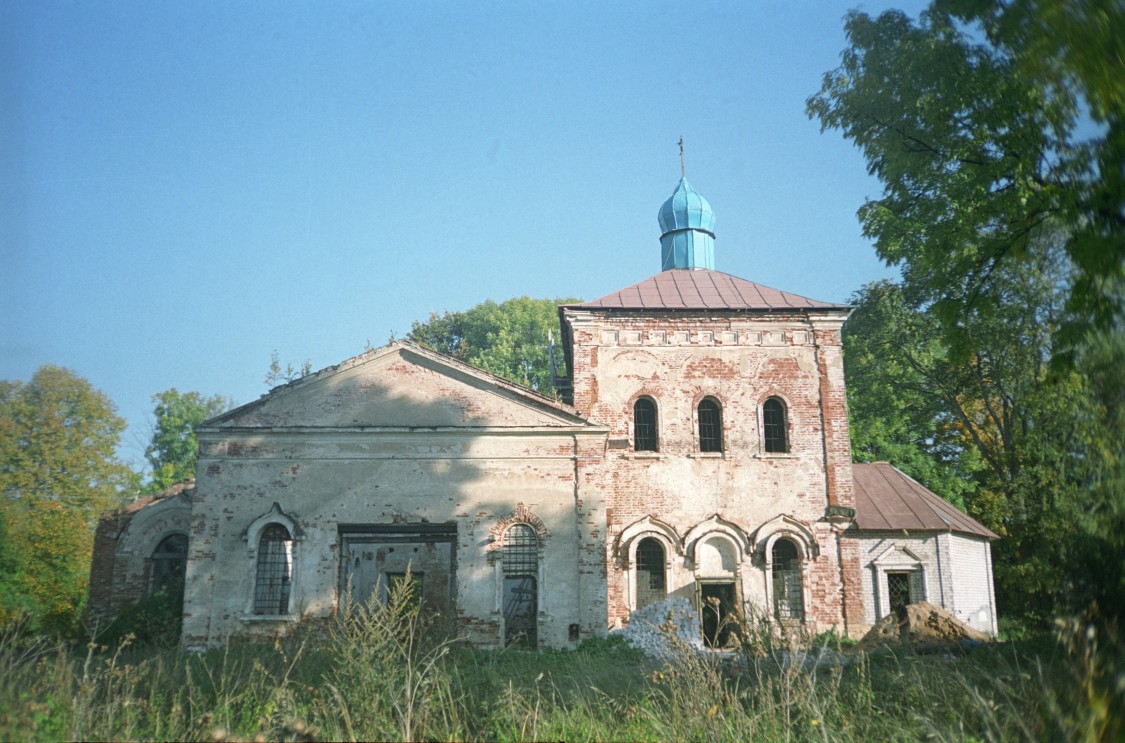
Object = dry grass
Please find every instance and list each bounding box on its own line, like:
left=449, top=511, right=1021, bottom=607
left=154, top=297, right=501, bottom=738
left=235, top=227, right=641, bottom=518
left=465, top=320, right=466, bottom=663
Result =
left=0, top=599, right=1121, bottom=742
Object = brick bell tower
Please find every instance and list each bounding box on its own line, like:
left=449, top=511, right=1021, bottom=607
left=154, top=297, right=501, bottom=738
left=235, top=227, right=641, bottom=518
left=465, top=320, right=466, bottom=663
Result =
left=558, top=171, right=865, bottom=640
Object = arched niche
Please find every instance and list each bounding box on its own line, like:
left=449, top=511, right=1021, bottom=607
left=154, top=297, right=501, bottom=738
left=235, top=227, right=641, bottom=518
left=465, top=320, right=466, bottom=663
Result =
left=682, top=514, right=752, bottom=570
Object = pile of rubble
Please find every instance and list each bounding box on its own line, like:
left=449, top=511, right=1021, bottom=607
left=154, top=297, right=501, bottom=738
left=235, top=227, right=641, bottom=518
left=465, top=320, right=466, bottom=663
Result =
left=856, top=601, right=991, bottom=652
left=612, top=597, right=704, bottom=659
left=613, top=598, right=990, bottom=661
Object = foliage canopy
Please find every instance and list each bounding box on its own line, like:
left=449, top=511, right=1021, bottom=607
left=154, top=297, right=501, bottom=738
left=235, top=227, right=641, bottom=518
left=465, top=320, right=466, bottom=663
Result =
left=407, top=296, right=579, bottom=393
left=0, top=366, right=133, bottom=633
left=807, top=0, right=1124, bottom=351
left=819, top=0, right=1124, bottom=624
left=144, top=388, right=231, bottom=492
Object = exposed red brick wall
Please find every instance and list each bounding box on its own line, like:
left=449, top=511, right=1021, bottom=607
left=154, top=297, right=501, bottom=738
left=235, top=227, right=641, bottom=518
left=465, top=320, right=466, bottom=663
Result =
left=86, top=509, right=133, bottom=625
left=563, top=308, right=861, bottom=634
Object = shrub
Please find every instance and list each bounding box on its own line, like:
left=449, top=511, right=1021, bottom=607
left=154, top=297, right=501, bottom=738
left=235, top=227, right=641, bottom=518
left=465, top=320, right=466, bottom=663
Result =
left=92, top=582, right=183, bottom=649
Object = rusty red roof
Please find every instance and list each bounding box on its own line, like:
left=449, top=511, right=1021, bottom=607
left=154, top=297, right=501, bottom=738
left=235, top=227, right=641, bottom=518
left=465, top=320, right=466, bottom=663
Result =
left=570, top=269, right=848, bottom=312
left=853, top=463, right=997, bottom=538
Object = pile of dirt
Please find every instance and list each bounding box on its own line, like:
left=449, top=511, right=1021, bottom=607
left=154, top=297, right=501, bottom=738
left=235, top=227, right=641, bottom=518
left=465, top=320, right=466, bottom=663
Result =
left=856, top=601, right=991, bottom=651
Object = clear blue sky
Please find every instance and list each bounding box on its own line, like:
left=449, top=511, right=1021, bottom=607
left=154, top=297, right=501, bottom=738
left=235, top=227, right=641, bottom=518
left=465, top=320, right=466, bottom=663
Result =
left=1, top=0, right=927, bottom=471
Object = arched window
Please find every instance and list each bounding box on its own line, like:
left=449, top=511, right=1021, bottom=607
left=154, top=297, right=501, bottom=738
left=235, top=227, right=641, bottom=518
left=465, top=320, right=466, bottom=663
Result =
left=149, top=533, right=188, bottom=594
left=763, top=397, right=789, bottom=453
left=633, top=398, right=658, bottom=452
left=698, top=397, right=723, bottom=453
left=771, top=538, right=804, bottom=620
left=635, top=537, right=666, bottom=609
left=254, top=524, right=293, bottom=615
left=502, top=524, right=539, bottom=647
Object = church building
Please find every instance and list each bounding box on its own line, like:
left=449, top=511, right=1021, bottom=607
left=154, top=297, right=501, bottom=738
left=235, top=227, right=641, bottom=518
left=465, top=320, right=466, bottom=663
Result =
left=87, top=177, right=998, bottom=649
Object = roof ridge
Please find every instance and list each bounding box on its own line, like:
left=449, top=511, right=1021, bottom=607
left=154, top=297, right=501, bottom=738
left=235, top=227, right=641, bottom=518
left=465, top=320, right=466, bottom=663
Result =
left=571, top=269, right=849, bottom=311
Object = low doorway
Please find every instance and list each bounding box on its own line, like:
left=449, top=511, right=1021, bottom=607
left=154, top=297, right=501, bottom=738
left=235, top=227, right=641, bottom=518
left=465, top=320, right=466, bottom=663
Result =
left=503, top=575, right=538, bottom=647
left=699, top=582, right=739, bottom=649
left=887, top=571, right=913, bottom=615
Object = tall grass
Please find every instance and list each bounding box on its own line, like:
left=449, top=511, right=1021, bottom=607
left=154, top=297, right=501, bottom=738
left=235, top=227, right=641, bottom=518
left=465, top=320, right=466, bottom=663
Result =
left=0, top=603, right=1120, bottom=742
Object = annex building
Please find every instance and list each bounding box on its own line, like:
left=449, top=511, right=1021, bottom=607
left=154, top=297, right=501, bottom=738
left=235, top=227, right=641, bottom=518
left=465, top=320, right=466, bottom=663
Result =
left=88, top=177, right=998, bottom=649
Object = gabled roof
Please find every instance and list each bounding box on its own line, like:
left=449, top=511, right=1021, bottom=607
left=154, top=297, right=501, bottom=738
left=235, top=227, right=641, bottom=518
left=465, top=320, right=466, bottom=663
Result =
left=566, top=269, right=848, bottom=312
left=852, top=462, right=997, bottom=539
left=203, top=340, right=602, bottom=430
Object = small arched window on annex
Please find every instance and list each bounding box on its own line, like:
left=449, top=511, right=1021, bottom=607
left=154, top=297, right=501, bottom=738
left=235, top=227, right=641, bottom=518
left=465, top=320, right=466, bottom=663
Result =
left=633, top=396, right=659, bottom=452
left=149, top=532, right=189, bottom=595
left=762, top=396, right=789, bottom=454
left=244, top=503, right=303, bottom=618
left=697, top=396, right=724, bottom=453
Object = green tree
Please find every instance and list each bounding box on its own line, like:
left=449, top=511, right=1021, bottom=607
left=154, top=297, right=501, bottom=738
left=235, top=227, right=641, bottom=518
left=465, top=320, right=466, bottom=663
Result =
left=843, top=242, right=1121, bottom=623
left=807, top=2, right=1124, bottom=350
left=811, top=0, right=1125, bottom=625
left=408, top=296, right=580, bottom=393
left=843, top=280, right=982, bottom=510
left=0, top=366, right=133, bottom=633
left=144, top=389, right=231, bottom=492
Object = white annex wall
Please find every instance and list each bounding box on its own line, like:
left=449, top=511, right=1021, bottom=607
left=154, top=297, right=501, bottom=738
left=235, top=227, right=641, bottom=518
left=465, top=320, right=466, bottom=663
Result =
left=853, top=531, right=997, bottom=636
left=945, top=533, right=998, bottom=635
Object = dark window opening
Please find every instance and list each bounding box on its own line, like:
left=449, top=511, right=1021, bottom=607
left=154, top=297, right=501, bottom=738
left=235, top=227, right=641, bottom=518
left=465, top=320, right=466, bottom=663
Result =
left=887, top=572, right=913, bottom=616
left=771, top=539, right=804, bottom=621
left=635, top=537, right=666, bottom=609
left=698, top=398, right=723, bottom=453
left=700, top=582, right=739, bottom=648
left=503, top=524, right=538, bottom=647
left=337, top=524, right=457, bottom=615
left=633, top=398, right=659, bottom=452
left=254, top=524, right=292, bottom=615
left=149, top=533, right=188, bottom=595
left=763, top=397, right=789, bottom=453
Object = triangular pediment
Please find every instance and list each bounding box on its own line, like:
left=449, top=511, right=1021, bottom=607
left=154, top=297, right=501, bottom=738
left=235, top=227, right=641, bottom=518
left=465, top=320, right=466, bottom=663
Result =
left=872, top=543, right=925, bottom=567
left=208, top=341, right=596, bottom=430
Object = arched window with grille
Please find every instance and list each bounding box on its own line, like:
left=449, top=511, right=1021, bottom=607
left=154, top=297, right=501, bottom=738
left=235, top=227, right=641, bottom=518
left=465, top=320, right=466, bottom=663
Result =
left=633, top=397, right=659, bottom=452
left=502, top=524, right=539, bottom=647
left=149, top=533, right=188, bottom=594
left=634, top=537, right=667, bottom=609
left=254, top=524, right=293, bottom=615
left=763, top=397, right=789, bottom=453
left=698, top=397, right=724, bottom=453
left=771, top=538, right=804, bottom=620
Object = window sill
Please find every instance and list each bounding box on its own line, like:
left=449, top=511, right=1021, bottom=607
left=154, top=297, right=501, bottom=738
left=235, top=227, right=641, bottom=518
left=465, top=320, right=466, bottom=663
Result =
left=622, top=452, right=664, bottom=460
left=240, top=614, right=298, bottom=624
left=754, top=453, right=799, bottom=460
left=688, top=452, right=726, bottom=459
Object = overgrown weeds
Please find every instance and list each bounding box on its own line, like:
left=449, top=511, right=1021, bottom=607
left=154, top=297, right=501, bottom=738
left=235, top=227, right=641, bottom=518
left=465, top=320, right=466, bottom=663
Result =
left=0, top=603, right=1120, bottom=742
left=317, top=570, right=461, bottom=741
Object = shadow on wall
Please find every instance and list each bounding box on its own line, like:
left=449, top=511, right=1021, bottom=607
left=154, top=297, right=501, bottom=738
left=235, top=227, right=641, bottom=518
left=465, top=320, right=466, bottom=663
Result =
left=182, top=343, right=603, bottom=650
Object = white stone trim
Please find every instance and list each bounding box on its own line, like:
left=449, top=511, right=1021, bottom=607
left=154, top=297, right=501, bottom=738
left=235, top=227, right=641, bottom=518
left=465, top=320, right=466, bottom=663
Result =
left=683, top=515, right=752, bottom=568
left=242, top=503, right=301, bottom=618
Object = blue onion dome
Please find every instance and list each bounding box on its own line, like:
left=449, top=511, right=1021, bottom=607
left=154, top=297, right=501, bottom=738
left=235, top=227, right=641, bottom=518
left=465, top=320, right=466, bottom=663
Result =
left=658, top=177, right=716, bottom=236
left=658, top=178, right=716, bottom=271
